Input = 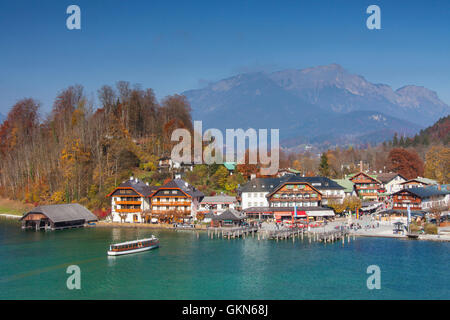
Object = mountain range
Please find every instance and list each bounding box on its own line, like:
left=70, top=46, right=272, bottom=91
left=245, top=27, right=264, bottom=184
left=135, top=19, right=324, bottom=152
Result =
left=183, top=64, right=450, bottom=148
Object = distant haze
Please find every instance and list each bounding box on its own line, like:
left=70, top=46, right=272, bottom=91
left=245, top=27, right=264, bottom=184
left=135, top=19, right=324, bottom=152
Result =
left=183, top=64, right=450, bottom=147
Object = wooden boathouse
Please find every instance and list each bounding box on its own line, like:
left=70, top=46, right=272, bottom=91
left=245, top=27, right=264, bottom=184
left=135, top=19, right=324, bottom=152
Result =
left=20, top=203, right=98, bottom=231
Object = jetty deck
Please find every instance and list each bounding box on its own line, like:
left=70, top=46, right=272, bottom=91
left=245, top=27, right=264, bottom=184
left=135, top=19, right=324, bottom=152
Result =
left=207, top=226, right=259, bottom=239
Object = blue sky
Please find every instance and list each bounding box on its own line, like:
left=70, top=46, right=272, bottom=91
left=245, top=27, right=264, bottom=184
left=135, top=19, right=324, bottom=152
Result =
left=0, top=0, right=449, bottom=116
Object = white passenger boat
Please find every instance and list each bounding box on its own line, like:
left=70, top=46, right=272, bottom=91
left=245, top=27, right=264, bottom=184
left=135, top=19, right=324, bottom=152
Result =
left=107, top=236, right=159, bottom=256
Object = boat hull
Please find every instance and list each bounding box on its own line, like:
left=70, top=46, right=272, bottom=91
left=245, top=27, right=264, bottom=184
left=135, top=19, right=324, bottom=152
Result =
left=107, top=244, right=159, bottom=256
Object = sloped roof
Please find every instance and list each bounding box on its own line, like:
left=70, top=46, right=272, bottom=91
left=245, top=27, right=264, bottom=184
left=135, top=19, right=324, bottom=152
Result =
left=238, top=177, right=285, bottom=193
left=400, top=177, right=438, bottom=185
left=333, top=179, right=354, bottom=193
left=238, top=176, right=343, bottom=194
left=348, top=172, right=381, bottom=183
left=406, top=187, right=449, bottom=198
left=201, top=195, right=237, bottom=204
left=212, top=209, right=246, bottom=221
left=160, top=179, right=204, bottom=198
left=223, top=162, right=236, bottom=171
left=110, top=178, right=158, bottom=197
left=21, top=203, right=97, bottom=223
left=284, top=176, right=344, bottom=190
left=376, top=173, right=406, bottom=184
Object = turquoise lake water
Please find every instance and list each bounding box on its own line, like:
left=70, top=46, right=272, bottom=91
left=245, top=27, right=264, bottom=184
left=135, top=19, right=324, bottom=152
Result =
left=0, top=218, right=449, bottom=299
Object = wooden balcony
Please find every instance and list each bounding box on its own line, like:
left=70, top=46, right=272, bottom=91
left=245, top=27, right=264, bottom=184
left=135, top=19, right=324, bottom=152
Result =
left=355, top=186, right=380, bottom=190
left=151, top=210, right=191, bottom=215
left=353, top=179, right=376, bottom=184
left=116, top=201, right=142, bottom=205
left=116, top=208, right=142, bottom=213
left=393, top=205, right=421, bottom=210
left=277, top=189, right=311, bottom=193
left=394, top=199, right=421, bottom=204
left=270, top=197, right=320, bottom=202
left=151, top=201, right=191, bottom=206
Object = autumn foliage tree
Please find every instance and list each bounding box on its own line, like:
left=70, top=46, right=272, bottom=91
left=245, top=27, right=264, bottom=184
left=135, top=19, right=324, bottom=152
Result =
left=0, top=82, right=195, bottom=209
left=386, top=148, right=424, bottom=179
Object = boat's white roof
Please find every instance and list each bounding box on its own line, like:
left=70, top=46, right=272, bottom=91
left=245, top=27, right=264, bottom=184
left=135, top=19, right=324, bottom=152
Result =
left=110, top=237, right=157, bottom=246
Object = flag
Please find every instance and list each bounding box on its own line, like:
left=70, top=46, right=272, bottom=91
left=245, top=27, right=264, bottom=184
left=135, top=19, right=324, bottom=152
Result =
left=407, top=204, right=411, bottom=226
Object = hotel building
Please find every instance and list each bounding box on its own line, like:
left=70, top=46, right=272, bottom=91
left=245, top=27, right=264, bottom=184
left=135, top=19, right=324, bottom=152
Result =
left=108, top=177, right=157, bottom=223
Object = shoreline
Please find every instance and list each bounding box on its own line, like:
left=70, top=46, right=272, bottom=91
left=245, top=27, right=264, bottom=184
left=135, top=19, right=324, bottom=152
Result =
left=0, top=213, right=21, bottom=219
left=351, top=232, right=450, bottom=242
left=3, top=215, right=448, bottom=242
left=94, top=220, right=208, bottom=231
left=93, top=220, right=450, bottom=242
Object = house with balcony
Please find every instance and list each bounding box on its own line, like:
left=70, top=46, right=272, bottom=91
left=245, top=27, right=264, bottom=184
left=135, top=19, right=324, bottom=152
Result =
left=238, top=175, right=344, bottom=212
left=349, top=172, right=382, bottom=200
left=238, top=177, right=284, bottom=210
left=107, top=177, right=158, bottom=223
left=400, top=177, right=438, bottom=190
left=267, top=177, right=334, bottom=221
left=149, top=179, right=204, bottom=223
left=391, top=187, right=449, bottom=213
left=289, top=176, right=345, bottom=205
left=376, top=173, right=407, bottom=194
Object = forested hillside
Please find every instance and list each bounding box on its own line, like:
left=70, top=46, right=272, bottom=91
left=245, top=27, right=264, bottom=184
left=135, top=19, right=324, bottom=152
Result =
left=0, top=82, right=193, bottom=211
left=385, top=115, right=450, bottom=147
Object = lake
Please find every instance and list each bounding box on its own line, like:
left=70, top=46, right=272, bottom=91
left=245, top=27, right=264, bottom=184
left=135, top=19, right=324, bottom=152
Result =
left=0, top=218, right=448, bottom=299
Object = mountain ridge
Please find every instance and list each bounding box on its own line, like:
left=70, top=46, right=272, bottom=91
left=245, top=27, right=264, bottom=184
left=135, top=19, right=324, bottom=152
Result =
left=183, top=64, right=449, bottom=147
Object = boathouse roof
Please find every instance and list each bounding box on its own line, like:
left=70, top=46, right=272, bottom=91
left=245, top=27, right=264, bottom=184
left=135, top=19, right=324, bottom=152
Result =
left=213, top=209, right=246, bottom=221
left=20, top=203, right=98, bottom=223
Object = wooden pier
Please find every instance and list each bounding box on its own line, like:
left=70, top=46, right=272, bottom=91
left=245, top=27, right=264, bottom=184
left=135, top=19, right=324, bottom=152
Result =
left=207, top=226, right=259, bottom=239
left=314, top=230, right=349, bottom=243
left=206, top=225, right=350, bottom=244
left=260, top=228, right=306, bottom=241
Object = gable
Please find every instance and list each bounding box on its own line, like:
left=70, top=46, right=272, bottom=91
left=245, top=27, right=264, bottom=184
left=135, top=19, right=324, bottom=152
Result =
left=267, top=182, right=322, bottom=198
left=350, top=172, right=380, bottom=184
left=151, top=188, right=190, bottom=198
left=110, top=188, right=140, bottom=197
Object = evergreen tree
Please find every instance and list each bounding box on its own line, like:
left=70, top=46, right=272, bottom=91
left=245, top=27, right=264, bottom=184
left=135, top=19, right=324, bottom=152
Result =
left=392, top=133, right=399, bottom=146
left=318, top=153, right=330, bottom=177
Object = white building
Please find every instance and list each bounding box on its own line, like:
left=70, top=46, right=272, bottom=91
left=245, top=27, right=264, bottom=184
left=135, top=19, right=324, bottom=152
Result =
left=376, top=173, right=407, bottom=194
left=108, top=177, right=157, bottom=223
left=199, top=194, right=237, bottom=214
left=238, top=176, right=345, bottom=209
